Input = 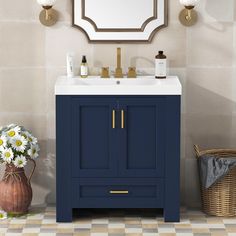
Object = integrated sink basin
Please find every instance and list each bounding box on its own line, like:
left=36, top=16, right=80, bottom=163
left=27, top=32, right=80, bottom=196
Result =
left=55, top=76, right=182, bottom=95
left=73, top=77, right=157, bottom=86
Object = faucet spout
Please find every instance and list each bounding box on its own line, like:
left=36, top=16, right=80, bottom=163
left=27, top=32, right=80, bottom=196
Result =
left=115, top=48, right=123, bottom=78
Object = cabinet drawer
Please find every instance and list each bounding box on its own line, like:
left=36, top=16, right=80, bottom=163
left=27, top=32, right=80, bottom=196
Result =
left=72, top=178, right=164, bottom=208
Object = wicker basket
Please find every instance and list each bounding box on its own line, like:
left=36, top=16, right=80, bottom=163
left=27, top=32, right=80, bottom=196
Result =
left=194, top=145, right=236, bottom=217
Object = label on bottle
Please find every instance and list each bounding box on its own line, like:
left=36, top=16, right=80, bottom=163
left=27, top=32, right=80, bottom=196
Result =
left=81, top=65, right=88, bottom=76
left=155, top=59, right=167, bottom=78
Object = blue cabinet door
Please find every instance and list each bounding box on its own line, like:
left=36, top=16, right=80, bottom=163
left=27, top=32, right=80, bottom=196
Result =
left=71, top=97, right=118, bottom=177
left=118, top=97, right=165, bottom=177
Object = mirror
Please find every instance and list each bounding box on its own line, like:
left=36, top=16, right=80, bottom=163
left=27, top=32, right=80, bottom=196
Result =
left=72, top=0, right=168, bottom=42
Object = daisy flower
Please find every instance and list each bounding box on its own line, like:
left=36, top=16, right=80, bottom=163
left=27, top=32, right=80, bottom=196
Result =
left=0, top=210, right=7, bottom=220
left=0, top=135, right=7, bottom=151
left=7, top=123, right=16, bottom=129
left=11, top=135, right=27, bottom=152
left=6, top=126, right=20, bottom=138
left=27, top=144, right=40, bottom=159
left=1, top=148, right=14, bottom=163
left=23, top=131, right=37, bottom=144
left=13, top=155, right=27, bottom=168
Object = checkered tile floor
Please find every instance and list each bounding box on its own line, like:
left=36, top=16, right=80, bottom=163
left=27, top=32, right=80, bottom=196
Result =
left=0, top=206, right=236, bottom=236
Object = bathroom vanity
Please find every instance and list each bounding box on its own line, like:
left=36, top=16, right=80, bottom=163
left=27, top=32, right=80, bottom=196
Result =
left=55, top=76, right=181, bottom=222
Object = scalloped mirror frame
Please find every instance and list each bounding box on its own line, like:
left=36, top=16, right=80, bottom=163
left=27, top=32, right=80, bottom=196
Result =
left=72, top=0, right=168, bottom=43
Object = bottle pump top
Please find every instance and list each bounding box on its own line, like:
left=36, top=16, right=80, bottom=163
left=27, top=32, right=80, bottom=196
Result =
left=156, top=51, right=166, bottom=59
left=82, top=55, right=87, bottom=63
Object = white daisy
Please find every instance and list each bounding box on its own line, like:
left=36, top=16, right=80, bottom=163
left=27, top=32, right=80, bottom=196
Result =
left=23, top=131, right=37, bottom=144
left=0, top=210, right=7, bottom=220
left=7, top=123, right=16, bottom=129
left=0, top=135, right=7, bottom=151
left=6, top=126, right=20, bottom=138
left=27, top=144, right=40, bottom=159
left=1, top=148, right=14, bottom=163
left=11, top=135, right=27, bottom=152
left=13, top=155, right=27, bottom=168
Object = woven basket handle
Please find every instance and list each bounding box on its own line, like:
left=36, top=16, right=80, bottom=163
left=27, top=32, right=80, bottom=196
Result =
left=194, top=145, right=201, bottom=159
left=26, top=158, right=36, bottom=184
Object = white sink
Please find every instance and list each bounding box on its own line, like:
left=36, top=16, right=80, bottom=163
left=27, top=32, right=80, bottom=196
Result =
left=69, top=76, right=157, bottom=86
left=55, top=76, right=182, bottom=95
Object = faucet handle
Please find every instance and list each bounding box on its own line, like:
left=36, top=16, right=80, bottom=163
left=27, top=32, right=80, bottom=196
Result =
left=101, top=67, right=110, bottom=78
left=127, top=67, right=137, bottom=78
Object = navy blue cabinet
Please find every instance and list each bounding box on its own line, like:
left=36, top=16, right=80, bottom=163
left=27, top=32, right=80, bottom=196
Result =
left=118, top=98, right=165, bottom=177
left=56, top=95, right=180, bottom=223
left=71, top=98, right=117, bottom=177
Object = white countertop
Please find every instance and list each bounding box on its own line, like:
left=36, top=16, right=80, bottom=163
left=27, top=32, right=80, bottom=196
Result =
left=55, top=76, right=182, bottom=95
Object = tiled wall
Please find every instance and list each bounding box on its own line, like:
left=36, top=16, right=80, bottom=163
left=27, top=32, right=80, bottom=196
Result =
left=0, top=0, right=235, bottom=207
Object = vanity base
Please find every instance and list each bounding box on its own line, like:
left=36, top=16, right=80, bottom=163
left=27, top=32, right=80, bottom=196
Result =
left=56, top=95, right=180, bottom=223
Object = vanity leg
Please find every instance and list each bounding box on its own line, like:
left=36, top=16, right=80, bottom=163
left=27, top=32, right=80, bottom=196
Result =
left=56, top=206, right=72, bottom=223
left=164, top=96, right=180, bottom=222
left=56, top=96, right=72, bottom=222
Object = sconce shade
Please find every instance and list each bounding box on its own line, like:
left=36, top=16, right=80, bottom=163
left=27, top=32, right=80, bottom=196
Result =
left=37, top=0, right=56, bottom=6
left=179, top=0, right=199, bottom=6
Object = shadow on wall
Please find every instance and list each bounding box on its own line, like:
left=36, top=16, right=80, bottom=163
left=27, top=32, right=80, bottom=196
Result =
left=185, top=81, right=235, bottom=157
left=205, top=0, right=233, bottom=21
left=25, top=139, right=56, bottom=205
left=184, top=81, right=236, bottom=207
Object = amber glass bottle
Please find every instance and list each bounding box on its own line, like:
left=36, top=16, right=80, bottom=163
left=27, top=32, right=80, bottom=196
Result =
left=155, top=51, right=167, bottom=79
left=80, top=55, right=88, bottom=78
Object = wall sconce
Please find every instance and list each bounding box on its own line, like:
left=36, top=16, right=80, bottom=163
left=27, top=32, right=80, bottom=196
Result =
left=179, top=0, right=199, bottom=26
left=37, top=0, right=58, bottom=26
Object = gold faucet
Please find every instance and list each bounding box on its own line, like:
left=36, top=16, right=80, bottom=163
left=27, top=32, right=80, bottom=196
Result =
left=114, top=48, right=123, bottom=78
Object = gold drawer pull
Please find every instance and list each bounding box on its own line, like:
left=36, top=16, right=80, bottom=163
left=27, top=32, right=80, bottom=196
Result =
left=121, top=110, right=125, bottom=129
left=112, top=110, right=116, bottom=129
left=109, top=190, right=129, bottom=194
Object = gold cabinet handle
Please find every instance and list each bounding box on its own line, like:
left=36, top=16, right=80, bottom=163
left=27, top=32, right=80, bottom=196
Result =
left=112, top=110, right=116, bottom=129
left=121, top=110, right=125, bottom=129
left=109, top=190, right=129, bottom=194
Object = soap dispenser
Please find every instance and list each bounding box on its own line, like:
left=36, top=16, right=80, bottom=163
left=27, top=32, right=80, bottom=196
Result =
left=80, top=55, right=88, bottom=78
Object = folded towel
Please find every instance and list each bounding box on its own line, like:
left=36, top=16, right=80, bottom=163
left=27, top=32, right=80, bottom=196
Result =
left=199, top=155, right=236, bottom=189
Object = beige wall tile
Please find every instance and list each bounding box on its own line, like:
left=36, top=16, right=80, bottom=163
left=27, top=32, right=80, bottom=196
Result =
left=47, top=112, right=55, bottom=140
left=0, top=0, right=39, bottom=21
left=230, top=114, right=236, bottom=147
left=234, top=24, right=236, bottom=66
left=30, top=139, right=56, bottom=204
left=92, top=44, right=127, bottom=70
left=181, top=114, right=186, bottom=160
left=0, top=113, right=47, bottom=140
left=235, top=0, right=236, bottom=21
left=66, top=23, right=186, bottom=70
left=187, top=22, right=234, bottom=66
left=0, top=69, right=47, bottom=113
left=0, top=22, right=45, bottom=67
left=184, top=159, right=201, bottom=207
left=180, top=159, right=185, bottom=205
left=128, top=23, right=186, bottom=68
left=46, top=68, right=66, bottom=112
left=54, top=0, right=72, bottom=22
left=169, top=0, right=182, bottom=23
left=197, top=0, right=234, bottom=23
left=185, top=114, right=235, bottom=159
left=186, top=68, right=235, bottom=114
left=45, top=24, right=92, bottom=67
left=169, top=68, right=186, bottom=113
